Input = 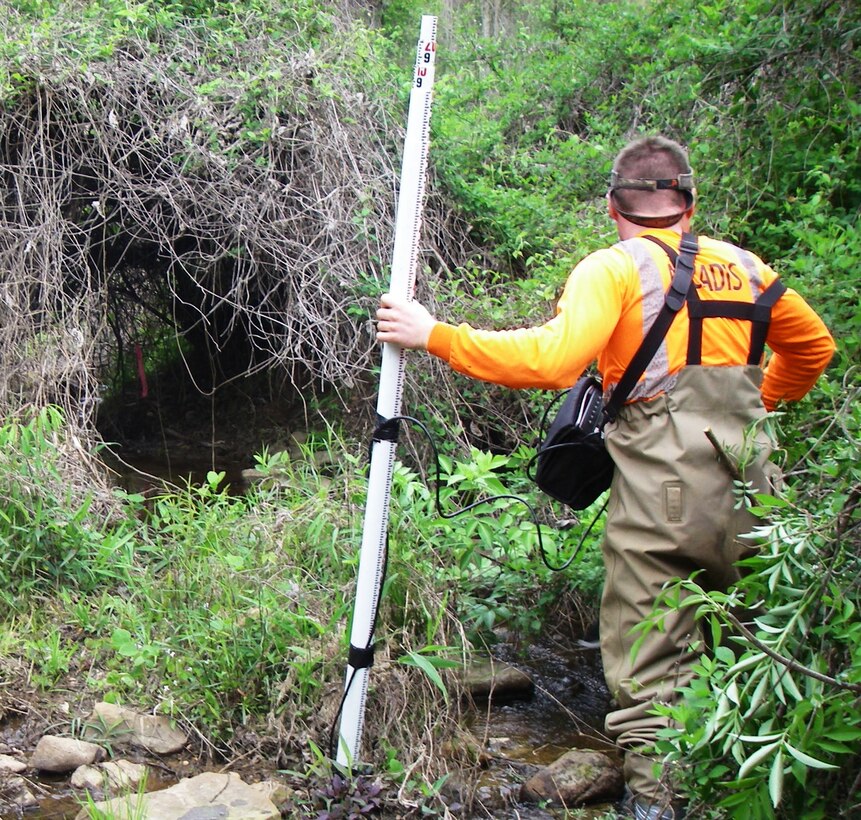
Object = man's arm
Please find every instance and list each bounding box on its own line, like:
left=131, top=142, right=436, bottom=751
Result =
left=374, top=248, right=627, bottom=390
left=762, top=288, right=836, bottom=410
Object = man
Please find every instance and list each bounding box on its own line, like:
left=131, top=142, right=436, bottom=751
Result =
left=375, top=135, right=835, bottom=819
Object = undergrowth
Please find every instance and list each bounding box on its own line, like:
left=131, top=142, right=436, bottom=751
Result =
left=0, top=0, right=859, bottom=816
left=0, top=405, right=602, bottom=815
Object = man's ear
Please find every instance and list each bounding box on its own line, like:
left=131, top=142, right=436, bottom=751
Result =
left=678, top=199, right=697, bottom=230
left=686, top=191, right=697, bottom=218
left=607, top=192, right=620, bottom=221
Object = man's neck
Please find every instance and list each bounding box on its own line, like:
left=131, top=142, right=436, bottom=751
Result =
left=616, top=217, right=688, bottom=241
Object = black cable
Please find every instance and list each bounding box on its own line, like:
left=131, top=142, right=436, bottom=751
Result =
left=395, top=413, right=603, bottom=571
left=328, top=412, right=606, bottom=761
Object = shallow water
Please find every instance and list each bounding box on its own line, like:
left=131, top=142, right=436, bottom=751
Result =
left=462, top=636, right=619, bottom=818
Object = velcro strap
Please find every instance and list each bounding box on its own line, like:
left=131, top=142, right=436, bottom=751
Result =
left=348, top=643, right=375, bottom=670
left=373, top=415, right=400, bottom=442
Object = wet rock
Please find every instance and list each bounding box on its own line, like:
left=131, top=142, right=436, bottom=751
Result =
left=84, top=702, right=188, bottom=754
left=520, top=749, right=624, bottom=806
left=241, top=467, right=267, bottom=483
left=75, top=771, right=279, bottom=820
left=71, top=759, right=148, bottom=795
left=473, top=766, right=523, bottom=813
left=1, top=774, right=39, bottom=810
left=0, top=753, right=27, bottom=773
left=464, top=657, right=534, bottom=700
left=29, top=735, right=105, bottom=772
left=440, top=758, right=529, bottom=815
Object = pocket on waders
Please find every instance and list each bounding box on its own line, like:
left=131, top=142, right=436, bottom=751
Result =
left=663, top=482, right=684, bottom=523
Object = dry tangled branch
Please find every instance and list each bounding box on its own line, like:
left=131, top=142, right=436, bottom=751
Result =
left=0, top=7, right=485, bottom=442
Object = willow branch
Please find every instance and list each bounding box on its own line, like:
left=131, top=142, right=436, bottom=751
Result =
left=724, top=610, right=861, bottom=694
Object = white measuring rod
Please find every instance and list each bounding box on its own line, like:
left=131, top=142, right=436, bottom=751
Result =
left=337, top=15, right=438, bottom=767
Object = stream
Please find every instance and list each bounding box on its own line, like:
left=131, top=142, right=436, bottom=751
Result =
left=461, top=636, right=618, bottom=818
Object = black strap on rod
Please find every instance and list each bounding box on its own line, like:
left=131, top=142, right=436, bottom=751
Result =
left=373, top=414, right=401, bottom=443
left=348, top=643, right=376, bottom=670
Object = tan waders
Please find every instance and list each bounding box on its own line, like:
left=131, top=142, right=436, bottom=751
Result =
left=601, top=364, right=777, bottom=807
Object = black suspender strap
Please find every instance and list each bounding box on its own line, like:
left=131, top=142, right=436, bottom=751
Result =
left=748, top=278, right=786, bottom=363
left=685, top=274, right=787, bottom=364
left=603, top=233, right=786, bottom=420
left=604, top=232, right=698, bottom=421
left=643, top=235, right=788, bottom=367
left=685, top=285, right=705, bottom=364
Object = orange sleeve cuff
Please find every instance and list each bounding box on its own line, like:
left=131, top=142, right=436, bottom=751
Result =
left=427, top=322, right=455, bottom=361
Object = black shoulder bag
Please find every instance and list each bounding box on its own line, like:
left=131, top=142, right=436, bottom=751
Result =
left=531, top=233, right=699, bottom=510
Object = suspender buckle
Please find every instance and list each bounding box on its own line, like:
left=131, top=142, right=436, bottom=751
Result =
left=679, top=234, right=699, bottom=256
left=665, top=232, right=698, bottom=310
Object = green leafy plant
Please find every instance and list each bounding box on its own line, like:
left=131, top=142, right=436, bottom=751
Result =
left=642, top=476, right=860, bottom=818
left=397, top=645, right=461, bottom=703
left=385, top=447, right=605, bottom=641
left=0, top=406, right=145, bottom=609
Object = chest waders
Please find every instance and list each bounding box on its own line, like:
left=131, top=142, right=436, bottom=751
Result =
left=599, top=238, right=785, bottom=804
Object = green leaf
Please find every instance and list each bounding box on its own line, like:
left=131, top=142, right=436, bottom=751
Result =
left=823, top=726, right=861, bottom=741
left=742, top=673, right=771, bottom=719
left=398, top=651, right=449, bottom=702
left=728, top=651, right=767, bottom=675
left=738, top=740, right=781, bottom=779
left=769, top=748, right=784, bottom=808
left=778, top=669, right=804, bottom=702
left=110, top=627, right=134, bottom=652
left=206, top=470, right=226, bottom=489
left=816, top=739, right=855, bottom=754
left=726, top=678, right=740, bottom=705
left=783, top=743, right=838, bottom=770
left=714, top=645, right=736, bottom=665
left=737, top=732, right=783, bottom=743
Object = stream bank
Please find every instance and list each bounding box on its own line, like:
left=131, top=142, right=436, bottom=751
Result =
left=0, top=379, right=622, bottom=818
left=3, top=631, right=619, bottom=819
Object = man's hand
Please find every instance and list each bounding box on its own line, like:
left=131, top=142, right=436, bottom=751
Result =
left=375, top=293, right=436, bottom=350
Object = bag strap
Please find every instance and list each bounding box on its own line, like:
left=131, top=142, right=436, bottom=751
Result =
left=604, top=232, right=698, bottom=421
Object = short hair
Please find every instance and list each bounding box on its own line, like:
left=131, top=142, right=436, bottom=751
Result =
left=610, top=136, right=693, bottom=215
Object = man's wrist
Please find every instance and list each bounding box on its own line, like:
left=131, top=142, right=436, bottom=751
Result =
left=427, top=322, right=454, bottom=359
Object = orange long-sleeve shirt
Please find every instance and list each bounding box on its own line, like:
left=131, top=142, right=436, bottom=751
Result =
left=427, top=230, right=835, bottom=411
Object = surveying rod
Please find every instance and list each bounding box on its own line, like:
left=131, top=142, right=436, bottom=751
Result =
left=336, top=15, right=438, bottom=767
